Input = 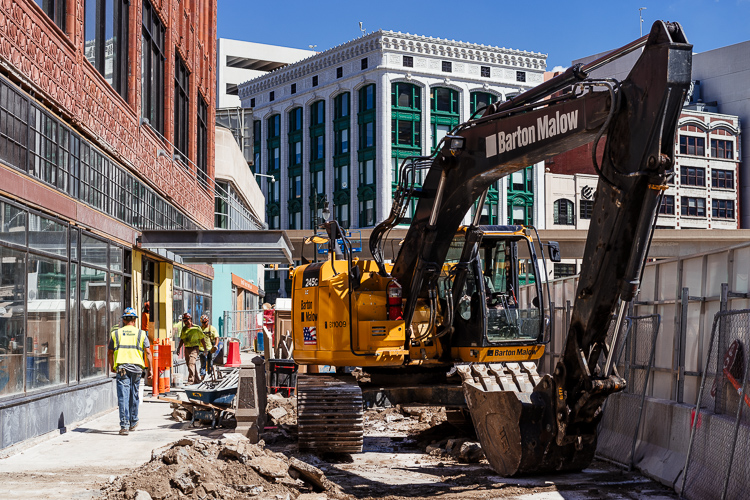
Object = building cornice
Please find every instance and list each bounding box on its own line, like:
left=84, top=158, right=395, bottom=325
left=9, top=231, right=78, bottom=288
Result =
left=238, top=30, right=547, bottom=100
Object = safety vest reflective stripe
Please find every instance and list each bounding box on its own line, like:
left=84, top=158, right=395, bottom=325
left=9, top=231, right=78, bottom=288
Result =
left=112, top=326, right=147, bottom=368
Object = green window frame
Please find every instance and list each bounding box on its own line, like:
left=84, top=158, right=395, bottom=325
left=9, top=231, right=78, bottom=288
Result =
left=333, top=92, right=351, bottom=228
left=470, top=91, right=496, bottom=117
left=358, top=85, right=377, bottom=227
left=431, top=87, right=459, bottom=151
left=252, top=120, right=261, bottom=174
left=470, top=185, right=499, bottom=225
left=391, top=83, right=422, bottom=224
left=309, top=100, right=326, bottom=226
left=266, top=114, right=281, bottom=224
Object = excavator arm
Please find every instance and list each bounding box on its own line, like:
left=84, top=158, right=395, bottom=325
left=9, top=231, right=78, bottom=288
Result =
left=372, top=21, right=692, bottom=475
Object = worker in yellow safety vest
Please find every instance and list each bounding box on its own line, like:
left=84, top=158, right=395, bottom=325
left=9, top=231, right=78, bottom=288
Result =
left=199, top=314, right=219, bottom=380
left=107, top=307, right=152, bottom=436
left=177, top=313, right=206, bottom=385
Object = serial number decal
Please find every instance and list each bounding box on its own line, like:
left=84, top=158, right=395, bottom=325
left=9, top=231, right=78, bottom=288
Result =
left=328, top=320, right=347, bottom=328
left=304, top=277, right=319, bottom=287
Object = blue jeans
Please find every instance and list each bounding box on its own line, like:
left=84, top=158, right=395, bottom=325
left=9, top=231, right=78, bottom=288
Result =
left=200, top=352, right=213, bottom=377
left=116, top=370, right=141, bottom=429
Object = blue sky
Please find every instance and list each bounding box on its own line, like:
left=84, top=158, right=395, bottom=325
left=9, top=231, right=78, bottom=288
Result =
left=218, top=0, right=750, bottom=71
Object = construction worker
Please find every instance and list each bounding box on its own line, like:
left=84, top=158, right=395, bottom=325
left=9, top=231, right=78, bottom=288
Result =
left=107, top=307, right=152, bottom=436
left=199, top=314, right=218, bottom=380
left=176, top=313, right=206, bottom=385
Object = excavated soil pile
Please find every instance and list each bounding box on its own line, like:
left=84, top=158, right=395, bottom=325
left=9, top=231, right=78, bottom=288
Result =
left=101, top=436, right=349, bottom=500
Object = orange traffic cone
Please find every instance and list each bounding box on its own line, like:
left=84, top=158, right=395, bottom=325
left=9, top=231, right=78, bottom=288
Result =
left=226, top=339, right=241, bottom=367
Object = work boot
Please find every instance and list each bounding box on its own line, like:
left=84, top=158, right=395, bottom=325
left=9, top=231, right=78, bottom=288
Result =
left=129, top=422, right=139, bottom=432
left=119, top=428, right=129, bottom=436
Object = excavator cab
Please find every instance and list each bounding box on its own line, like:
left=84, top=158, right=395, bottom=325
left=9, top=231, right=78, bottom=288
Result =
left=444, top=226, right=546, bottom=351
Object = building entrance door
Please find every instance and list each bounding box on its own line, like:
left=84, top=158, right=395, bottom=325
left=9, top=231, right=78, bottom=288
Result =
left=142, top=258, right=159, bottom=342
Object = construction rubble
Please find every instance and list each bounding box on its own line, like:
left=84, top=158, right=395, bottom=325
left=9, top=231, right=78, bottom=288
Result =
left=101, top=435, right=349, bottom=500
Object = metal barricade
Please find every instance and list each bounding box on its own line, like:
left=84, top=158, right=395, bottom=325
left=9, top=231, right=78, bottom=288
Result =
left=222, top=309, right=264, bottom=352
left=681, top=309, right=750, bottom=500
left=596, top=314, right=660, bottom=470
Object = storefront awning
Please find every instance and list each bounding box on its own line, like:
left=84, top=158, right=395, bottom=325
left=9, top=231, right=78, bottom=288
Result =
left=138, top=230, right=293, bottom=265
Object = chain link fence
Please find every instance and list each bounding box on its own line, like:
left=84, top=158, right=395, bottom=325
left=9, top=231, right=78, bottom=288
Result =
left=596, top=314, right=660, bottom=470
left=681, top=309, right=750, bottom=500
left=222, top=309, right=264, bottom=351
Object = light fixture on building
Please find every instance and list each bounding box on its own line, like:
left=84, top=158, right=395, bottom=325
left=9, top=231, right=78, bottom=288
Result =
left=254, top=173, right=276, bottom=183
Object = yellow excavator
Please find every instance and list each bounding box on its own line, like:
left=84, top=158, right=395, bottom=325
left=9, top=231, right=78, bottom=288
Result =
left=289, top=21, right=692, bottom=476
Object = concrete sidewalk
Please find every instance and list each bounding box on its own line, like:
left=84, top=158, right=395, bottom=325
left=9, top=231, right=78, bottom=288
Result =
left=0, top=394, right=227, bottom=499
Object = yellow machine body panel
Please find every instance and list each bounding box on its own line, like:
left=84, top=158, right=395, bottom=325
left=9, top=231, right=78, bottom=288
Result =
left=291, top=259, right=411, bottom=367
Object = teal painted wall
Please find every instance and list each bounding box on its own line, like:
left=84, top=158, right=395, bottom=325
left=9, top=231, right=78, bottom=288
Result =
left=211, top=263, right=263, bottom=336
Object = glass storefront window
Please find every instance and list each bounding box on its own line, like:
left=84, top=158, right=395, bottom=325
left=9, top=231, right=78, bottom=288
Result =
left=69, top=262, right=78, bottom=384
left=0, top=246, right=25, bottom=397
left=26, top=255, right=67, bottom=391
left=109, top=273, right=122, bottom=334
left=28, top=213, right=67, bottom=258
left=81, top=234, right=108, bottom=268
left=70, top=227, right=78, bottom=261
left=80, top=266, right=107, bottom=380
left=110, top=246, right=122, bottom=272
left=0, top=202, right=26, bottom=248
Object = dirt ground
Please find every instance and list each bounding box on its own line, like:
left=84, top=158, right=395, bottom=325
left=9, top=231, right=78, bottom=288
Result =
left=100, top=402, right=678, bottom=500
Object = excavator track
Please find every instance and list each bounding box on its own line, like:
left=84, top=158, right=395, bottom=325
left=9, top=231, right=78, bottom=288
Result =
left=297, top=375, right=364, bottom=453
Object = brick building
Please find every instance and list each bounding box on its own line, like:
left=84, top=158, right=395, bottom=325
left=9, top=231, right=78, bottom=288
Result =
left=0, top=0, right=216, bottom=449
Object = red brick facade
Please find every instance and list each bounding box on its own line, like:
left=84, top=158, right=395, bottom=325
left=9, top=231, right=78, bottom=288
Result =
left=0, top=0, right=216, bottom=231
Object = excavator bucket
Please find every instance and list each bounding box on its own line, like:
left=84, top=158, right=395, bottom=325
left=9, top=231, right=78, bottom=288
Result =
left=458, top=364, right=596, bottom=476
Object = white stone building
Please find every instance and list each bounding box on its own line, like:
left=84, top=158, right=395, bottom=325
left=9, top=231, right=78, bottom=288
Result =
left=237, top=30, right=548, bottom=232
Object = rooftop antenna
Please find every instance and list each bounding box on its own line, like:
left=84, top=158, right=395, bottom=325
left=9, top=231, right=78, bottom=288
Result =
left=359, top=21, right=366, bottom=37
left=639, top=7, right=647, bottom=37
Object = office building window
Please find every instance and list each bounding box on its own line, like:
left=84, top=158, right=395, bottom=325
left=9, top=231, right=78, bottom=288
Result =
left=711, top=139, right=734, bottom=159
left=174, top=55, right=190, bottom=162
left=580, top=200, right=594, bottom=219
left=291, top=83, right=296, bottom=94
left=481, top=66, right=490, bottom=78
left=680, top=166, right=705, bottom=187
left=85, top=0, right=128, bottom=98
left=269, top=91, right=275, bottom=101
left=35, top=0, right=67, bottom=31
left=470, top=91, right=496, bottom=116
left=197, top=95, right=208, bottom=182
left=141, top=1, right=165, bottom=134
left=250, top=98, right=256, bottom=107
left=442, top=61, right=452, bottom=73
left=361, top=58, right=368, bottom=70
left=679, top=135, right=705, bottom=156
left=553, top=199, right=574, bottom=225
left=403, top=56, right=413, bottom=68
left=312, top=75, right=318, bottom=87
left=712, top=199, right=735, bottom=219
left=516, top=71, right=526, bottom=82
left=336, top=67, right=343, bottom=78
left=659, top=195, right=675, bottom=215
left=431, top=87, right=459, bottom=151
left=334, top=92, right=351, bottom=228
left=712, top=169, right=734, bottom=189
left=681, top=197, right=705, bottom=217
left=358, top=85, right=376, bottom=227
left=252, top=120, right=261, bottom=174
